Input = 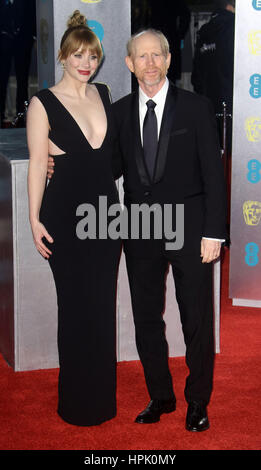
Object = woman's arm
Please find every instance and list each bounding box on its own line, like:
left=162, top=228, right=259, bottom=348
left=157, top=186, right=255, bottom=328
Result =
left=27, top=96, right=53, bottom=258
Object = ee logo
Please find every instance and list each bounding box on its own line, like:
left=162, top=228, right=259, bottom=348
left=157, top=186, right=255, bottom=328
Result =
left=247, top=159, right=261, bottom=183
left=252, top=0, right=261, bottom=10
left=249, top=74, right=261, bottom=98
left=87, top=20, right=104, bottom=42
left=245, top=242, right=259, bottom=267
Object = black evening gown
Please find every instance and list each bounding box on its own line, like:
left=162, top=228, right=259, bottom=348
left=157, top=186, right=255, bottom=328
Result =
left=35, top=84, right=121, bottom=426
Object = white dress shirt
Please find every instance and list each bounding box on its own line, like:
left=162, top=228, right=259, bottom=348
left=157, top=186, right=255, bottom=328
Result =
left=138, top=78, right=224, bottom=244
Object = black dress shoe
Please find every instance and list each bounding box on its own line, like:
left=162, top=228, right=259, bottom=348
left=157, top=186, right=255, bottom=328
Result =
left=185, top=401, right=210, bottom=432
left=135, top=398, right=176, bottom=424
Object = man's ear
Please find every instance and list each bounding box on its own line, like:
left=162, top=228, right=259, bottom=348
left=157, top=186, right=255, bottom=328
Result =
left=125, top=55, right=134, bottom=73
left=166, top=52, right=171, bottom=71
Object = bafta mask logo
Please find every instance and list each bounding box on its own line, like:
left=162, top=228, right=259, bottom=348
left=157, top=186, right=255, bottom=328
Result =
left=81, top=0, right=102, bottom=3
left=249, top=74, right=261, bottom=98
left=245, top=117, right=261, bottom=142
left=248, top=30, right=261, bottom=56
left=40, top=18, right=49, bottom=64
left=243, top=201, right=261, bottom=226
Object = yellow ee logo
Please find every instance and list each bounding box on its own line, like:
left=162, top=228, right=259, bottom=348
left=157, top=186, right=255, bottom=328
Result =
left=245, top=117, right=261, bottom=142
left=81, top=0, right=102, bottom=3
left=248, top=30, right=261, bottom=56
left=243, top=201, right=261, bottom=226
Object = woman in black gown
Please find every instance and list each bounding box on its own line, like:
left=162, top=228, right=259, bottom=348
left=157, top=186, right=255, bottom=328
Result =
left=27, top=11, right=121, bottom=426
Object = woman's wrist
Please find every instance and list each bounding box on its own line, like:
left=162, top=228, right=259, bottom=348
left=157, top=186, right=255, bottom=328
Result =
left=29, top=215, right=40, bottom=226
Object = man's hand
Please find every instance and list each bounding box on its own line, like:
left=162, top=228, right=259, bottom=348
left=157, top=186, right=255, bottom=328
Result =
left=47, top=156, right=55, bottom=178
left=200, top=238, right=221, bottom=263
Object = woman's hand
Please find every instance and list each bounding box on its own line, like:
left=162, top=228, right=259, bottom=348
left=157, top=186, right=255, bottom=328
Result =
left=31, top=219, right=53, bottom=259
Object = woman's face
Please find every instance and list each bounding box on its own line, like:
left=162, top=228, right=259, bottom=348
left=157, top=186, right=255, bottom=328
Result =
left=63, top=46, right=99, bottom=82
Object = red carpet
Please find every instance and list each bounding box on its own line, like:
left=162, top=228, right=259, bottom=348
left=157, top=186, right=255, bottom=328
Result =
left=0, top=249, right=260, bottom=451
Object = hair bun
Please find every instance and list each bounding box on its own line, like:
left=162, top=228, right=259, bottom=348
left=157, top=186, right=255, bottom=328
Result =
left=67, top=10, right=87, bottom=29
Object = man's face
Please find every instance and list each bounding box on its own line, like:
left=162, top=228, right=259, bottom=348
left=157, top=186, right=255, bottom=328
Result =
left=125, top=33, right=171, bottom=92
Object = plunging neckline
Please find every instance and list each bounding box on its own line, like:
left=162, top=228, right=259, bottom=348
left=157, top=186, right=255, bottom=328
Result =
left=46, top=86, right=108, bottom=151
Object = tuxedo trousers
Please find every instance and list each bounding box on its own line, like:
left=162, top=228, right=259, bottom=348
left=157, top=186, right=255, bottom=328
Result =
left=125, top=249, right=214, bottom=405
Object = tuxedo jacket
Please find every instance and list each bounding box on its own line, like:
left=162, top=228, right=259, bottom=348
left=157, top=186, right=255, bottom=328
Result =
left=112, top=82, right=227, bottom=258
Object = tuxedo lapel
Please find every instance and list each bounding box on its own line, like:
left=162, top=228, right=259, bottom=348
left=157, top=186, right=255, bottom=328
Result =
left=154, top=83, right=177, bottom=184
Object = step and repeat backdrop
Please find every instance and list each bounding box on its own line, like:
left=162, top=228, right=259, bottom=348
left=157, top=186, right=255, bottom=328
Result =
left=229, top=0, right=261, bottom=306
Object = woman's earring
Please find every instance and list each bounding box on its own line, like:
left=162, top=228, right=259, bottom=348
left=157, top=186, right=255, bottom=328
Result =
left=61, top=62, right=66, bottom=70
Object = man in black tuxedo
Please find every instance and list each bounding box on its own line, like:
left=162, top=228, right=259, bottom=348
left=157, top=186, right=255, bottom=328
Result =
left=112, top=29, right=227, bottom=432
